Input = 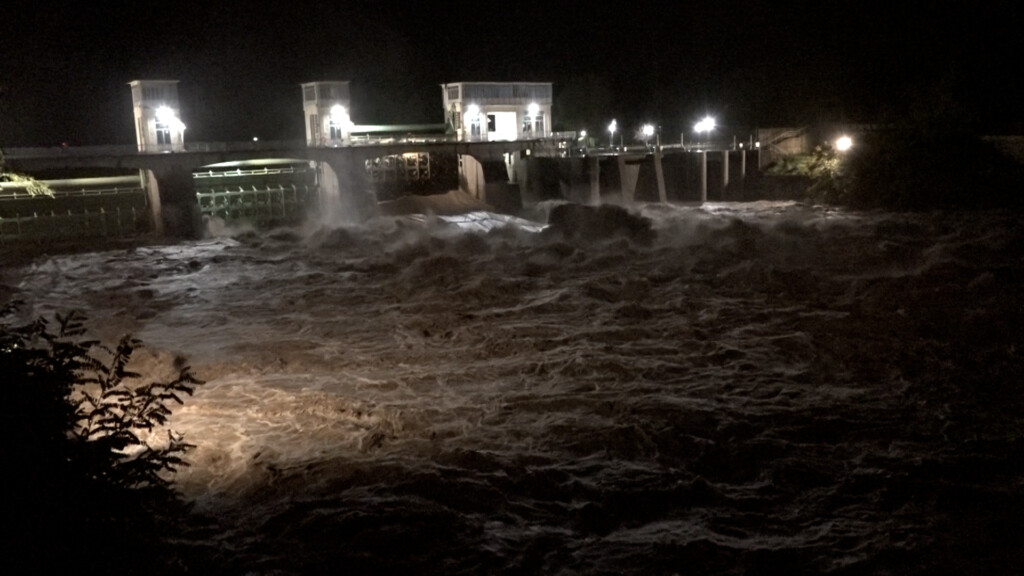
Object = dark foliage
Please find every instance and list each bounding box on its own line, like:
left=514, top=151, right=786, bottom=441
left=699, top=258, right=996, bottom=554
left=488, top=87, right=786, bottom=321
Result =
left=1, top=304, right=203, bottom=573
left=837, top=122, right=1024, bottom=210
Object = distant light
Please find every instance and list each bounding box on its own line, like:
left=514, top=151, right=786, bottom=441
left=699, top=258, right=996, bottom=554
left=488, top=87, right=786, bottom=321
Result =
left=755, top=141, right=760, bottom=148
left=694, top=116, right=716, bottom=133
left=330, top=104, right=347, bottom=122
left=467, top=104, right=480, bottom=119
left=836, top=135, right=853, bottom=152
left=528, top=102, right=540, bottom=116
left=642, top=124, right=655, bottom=137
left=253, top=136, right=259, bottom=142
left=608, top=119, right=617, bottom=134
left=580, top=130, right=587, bottom=138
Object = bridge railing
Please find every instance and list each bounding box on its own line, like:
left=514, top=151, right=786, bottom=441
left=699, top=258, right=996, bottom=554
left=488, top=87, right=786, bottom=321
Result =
left=185, top=140, right=306, bottom=152
left=3, top=145, right=139, bottom=158
left=346, top=134, right=456, bottom=145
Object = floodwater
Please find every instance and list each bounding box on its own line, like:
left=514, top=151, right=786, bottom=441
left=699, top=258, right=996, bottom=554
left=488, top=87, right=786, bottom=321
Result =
left=3, top=200, right=1022, bottom=574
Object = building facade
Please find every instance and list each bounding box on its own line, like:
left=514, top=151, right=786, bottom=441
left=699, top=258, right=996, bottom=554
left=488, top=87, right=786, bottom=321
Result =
left=441, top=82, right=552, bottom=141
left=302, top=81, right=352, bottom=146
left=128, top=80, right=186, bottom=153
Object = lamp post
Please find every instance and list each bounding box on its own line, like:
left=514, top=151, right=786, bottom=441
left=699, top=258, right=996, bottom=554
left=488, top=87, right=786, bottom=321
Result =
left=608, top=119, right=617, bottom=149
left=642, top=123, right=655, bottom=149
left=694, top=116, right=715, bottom=148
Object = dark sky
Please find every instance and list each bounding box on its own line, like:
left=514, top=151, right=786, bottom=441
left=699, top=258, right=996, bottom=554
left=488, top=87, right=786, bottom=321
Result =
left=2, top=0, right=1022, bottom=146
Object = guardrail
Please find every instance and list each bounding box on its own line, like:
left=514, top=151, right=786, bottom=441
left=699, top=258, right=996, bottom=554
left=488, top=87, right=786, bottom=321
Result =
left=0, top=206, right=147, bottom=246
left=195, top=183, right=315, bottom=223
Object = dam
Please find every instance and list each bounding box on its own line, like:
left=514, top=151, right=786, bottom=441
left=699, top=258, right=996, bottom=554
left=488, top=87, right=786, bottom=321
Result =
left=1, top=79, right=763, bottom=247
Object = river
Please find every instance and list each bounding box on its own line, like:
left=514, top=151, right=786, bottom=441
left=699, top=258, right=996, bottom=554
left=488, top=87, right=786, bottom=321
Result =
left=3, top=200, right=1021, bottom=574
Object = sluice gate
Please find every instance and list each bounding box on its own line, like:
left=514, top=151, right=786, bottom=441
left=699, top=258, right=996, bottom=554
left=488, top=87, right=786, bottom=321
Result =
left=192, top=160, right=320, bottom=225
left=0, top=175, right=149, bottom=245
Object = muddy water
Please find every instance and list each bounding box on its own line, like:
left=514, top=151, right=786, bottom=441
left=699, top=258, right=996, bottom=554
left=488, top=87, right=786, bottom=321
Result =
left=4, top=202, right=1022, bottom=574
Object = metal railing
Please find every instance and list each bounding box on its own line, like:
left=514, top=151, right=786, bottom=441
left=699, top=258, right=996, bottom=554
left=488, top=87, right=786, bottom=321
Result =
left=192, top=165, right=315, bottom=179
left=0, top=206, right=146, bottom=245
left=195, top=183, right=316, bottom=222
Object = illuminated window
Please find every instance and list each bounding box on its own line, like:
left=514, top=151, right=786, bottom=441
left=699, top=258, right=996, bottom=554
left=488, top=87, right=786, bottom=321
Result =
left=156, top=121, right=171, bottom=145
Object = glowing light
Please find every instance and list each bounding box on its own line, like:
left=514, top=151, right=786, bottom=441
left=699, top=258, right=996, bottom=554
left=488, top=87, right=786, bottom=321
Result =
left=467, top=104, right=480, bottom=119
left=155, top=105, right=174, bottom=123
left=642, top=124, right=655, bottom=138
left=694, top=116, right=716, bottom=133
left=528, top=102, right=539, bottom=117
left=836, top=135, right=853, bottom=152
left=154, top=105, right=185, bottom=132
left=330, top=104, right=347, bottom=122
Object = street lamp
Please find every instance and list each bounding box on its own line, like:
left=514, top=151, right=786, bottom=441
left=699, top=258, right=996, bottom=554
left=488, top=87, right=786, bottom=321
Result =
left=608, top=119, right=617, bottom=148
left=835, top=135, right=853, bottom=152
left=642, top=123, right=654, bottom=148
left=694, top=116, right=715, bottom=148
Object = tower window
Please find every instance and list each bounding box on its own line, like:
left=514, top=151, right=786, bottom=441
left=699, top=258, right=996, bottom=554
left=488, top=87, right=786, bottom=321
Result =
left=156, top=122, right=171, bottom=145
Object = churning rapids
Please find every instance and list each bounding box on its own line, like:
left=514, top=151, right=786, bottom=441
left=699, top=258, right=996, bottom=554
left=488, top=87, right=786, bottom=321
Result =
left=3, top=201, right=1022, bottom=575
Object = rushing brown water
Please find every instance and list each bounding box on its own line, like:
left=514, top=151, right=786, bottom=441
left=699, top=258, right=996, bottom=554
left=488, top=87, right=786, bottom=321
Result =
left=3, top=201, right=1022, bottom=574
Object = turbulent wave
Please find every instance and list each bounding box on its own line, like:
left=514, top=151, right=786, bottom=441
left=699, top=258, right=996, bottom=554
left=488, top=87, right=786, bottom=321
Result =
left=3, top=202, right=1022, bottom=574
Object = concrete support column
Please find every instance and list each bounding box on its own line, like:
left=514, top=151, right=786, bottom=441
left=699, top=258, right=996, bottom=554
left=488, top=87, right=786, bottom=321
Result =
left=741, top=149, right=746, bottom=180
left=617, top=155, right=640, bottom=203
left=141, top=169, right=163, bottom=236
left=318, top=160, right=343, bottom=222
left=144, top=165, right=200, bottom=238
left=588, top=156, right=600, bottom=205
left=458, top=154, right=486, bottom=199
left=322, top=154, right=377, bottom=224
left=515, top=153, right=530, bottom=200
left=722, top=150, right=730, bottom=197
left=700, top=151, right=707, bottom=203
left=654, top=149, right=667, bottom=203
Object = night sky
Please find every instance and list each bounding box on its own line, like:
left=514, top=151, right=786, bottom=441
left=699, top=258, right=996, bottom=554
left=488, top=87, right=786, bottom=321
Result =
left=2, top=0, right=1021, bottom=147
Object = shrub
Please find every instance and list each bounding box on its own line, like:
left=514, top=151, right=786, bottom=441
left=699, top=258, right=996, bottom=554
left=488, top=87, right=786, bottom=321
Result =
left=1, top=305, right=203, bottom=572
left=839, top=122, right=1024, bottom=210
left=766, top=144, right=850, bottom=205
